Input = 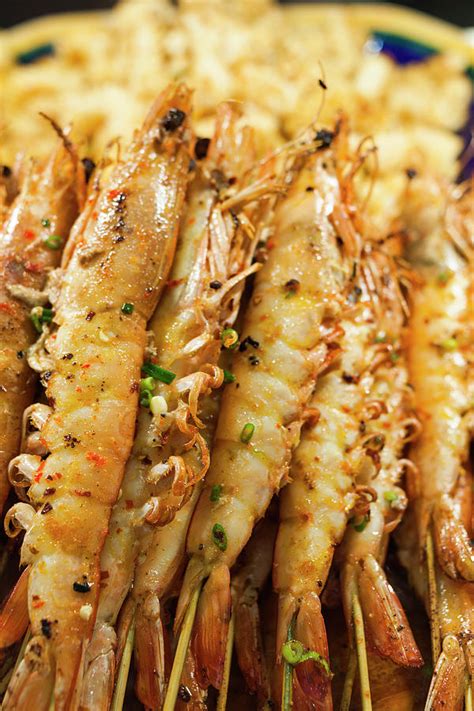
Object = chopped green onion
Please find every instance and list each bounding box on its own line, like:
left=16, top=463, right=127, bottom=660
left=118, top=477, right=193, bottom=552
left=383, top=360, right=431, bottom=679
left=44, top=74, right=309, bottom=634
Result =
left=240, top=422, right=255, bottom=444
left=210, top=484, right=222, bottom=502
left=440, top=338, right=458, bottom=351
left=384, top=490, right=398, bottom=503
left=281, top=640, right=332, bottom=677
left=140, top=390, right=152, bottom=408
left=30, top=306, right=53, bottom=333
left=437, top=269, right=453, bottom=285
left=221, top=328, right=239, bottom=349
left=223, top=369, right=236, bottom=383
left=350, top=514, right=369, bottom=532
left=211, top=523, right=227, bottom=551
left=141, top=361, right=176, bottom=384
left=121, top=302, right=134, bottom=315
left=41, top=218, right=51, bottom=227
left=390, top=351, right=400, bottom=362
left=16, top=43, right=55, bottom=65
left=374, top=332, right=387, bottom=343
left=44, top=234, right=62, bottom=250
left=140, top=377, right=155, bottom=393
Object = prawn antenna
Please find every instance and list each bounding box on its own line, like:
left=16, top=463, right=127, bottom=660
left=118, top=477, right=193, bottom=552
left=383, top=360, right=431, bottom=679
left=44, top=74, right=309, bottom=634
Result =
left=110, top=615, right=135, bottom=711
left=216, top=611, right=235, bottom=711
left=163, top=581, right=202, bottom=711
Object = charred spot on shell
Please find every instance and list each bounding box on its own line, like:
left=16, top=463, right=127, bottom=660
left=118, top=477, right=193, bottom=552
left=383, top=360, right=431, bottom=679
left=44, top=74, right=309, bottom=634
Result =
left=161, top=108, right=186, bottom=132
left=194, top=137, right=210, bottom=160
left=41, top=618, right=52, bottom=638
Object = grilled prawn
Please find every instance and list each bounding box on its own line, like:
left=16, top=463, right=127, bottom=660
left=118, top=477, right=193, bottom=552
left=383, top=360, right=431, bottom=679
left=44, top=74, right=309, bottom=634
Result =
left=2, top=84, right=191, bottom=711
left=79, top=101, right=265, bottom=711
left=399, top=176, right=473, bottom=710
left=175, top=132, right=356, bottom=694
left=0, top=134, right=84, bottom=514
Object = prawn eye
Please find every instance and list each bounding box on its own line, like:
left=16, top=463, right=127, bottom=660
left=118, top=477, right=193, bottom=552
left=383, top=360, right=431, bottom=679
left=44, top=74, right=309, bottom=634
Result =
left=161, top=108, right=186, bottom=132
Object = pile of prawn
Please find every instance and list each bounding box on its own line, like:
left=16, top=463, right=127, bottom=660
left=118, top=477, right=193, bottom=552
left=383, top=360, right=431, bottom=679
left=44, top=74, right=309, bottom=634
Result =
left=0, top=82, right=471, bottom=711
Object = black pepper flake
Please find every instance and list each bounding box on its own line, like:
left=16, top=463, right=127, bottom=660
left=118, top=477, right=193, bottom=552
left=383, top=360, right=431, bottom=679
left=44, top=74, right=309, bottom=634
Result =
left=284, top=278, right=300, bottom=293
left=319, top=78, right=328, bottom=90
left=112, top=235, right=125, bottom=244
left=1, top=165, right=12, bottom=178
left=73, top=580, right=91, bottom=593
left=342, top=373, right=355, bottom=383
left=42, top=371, right=53, bottom=382
left=16, top=350, right=24, bottom=359
left=230, top=210, right=240, bottom=229
left=248, top=355, right=260, bottom=366
left=178, top=685, right=192, bottom=703
left=406, top=168, right=417, bottom=180
left=209, top=280, right=222, bottom=290
left=188, top=158, right=196, bottom=173
left=82, top=158, right=96, bottom=182
left=315, top=129, right=334, bottom=150
left=194, top=137, right=210, bottom=160
left=239, top=335, right=259, bottom=352
left=62, top=353, right=74, bottom=360
left=43, top=488, right=56, bottom=496
left=41, top=618, right=52, bottom=638
left=161, top=108, right=186, bottom=132
left=348, top=286, right=363, bottom=304
left=305, top=186, right=314, bottom=192
left=85, top=311, right=95, bottom=321
left=64, top=434, right=80, bottom=448
left=41, top=502, right=53, bottom=514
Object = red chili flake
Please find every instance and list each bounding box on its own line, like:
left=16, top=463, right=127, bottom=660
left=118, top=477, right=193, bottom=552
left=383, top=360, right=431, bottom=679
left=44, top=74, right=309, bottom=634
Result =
left=24, top=261, right=43, bottom=273
left=54, top=472, right=63, bottom=480
left=75, top=386, right=83, bottom=393
left=166, top=278, right=184, bottom=288
left=100, top=570, right=110, bottom=580
left=43, top=488, right=56, bottom=496
left=86, top=451, right=107, bottom=466
left=125, top=500, right=134, bottom=510
left=23, top=229, right=35, bottom=240
left=266, top=240, right=275, bottom=250
left=75, top=489, right=91, bottom=497
left=80, top=363, right=91, bottom=369
left=41, top=502, right=53, bottom=514
left=85, top=311, right=95, bottom=321
left=108, top=188, right=123, bottom=200
left=34, top=460, right=46, bottom=483
left=0, top=302, right=16, bottom=315
left=32, top=596, right=45, bottom=609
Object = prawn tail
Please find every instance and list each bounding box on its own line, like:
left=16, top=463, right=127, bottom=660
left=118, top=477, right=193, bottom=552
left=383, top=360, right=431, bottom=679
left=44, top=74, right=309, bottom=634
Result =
left=0, top=567, right=30, bottom=649
left=2, top=636, right=54, bottom=711
left=293, top=592, right=333, bottom=711
left=134, top=595, right=170, bottom=710
left=432, top=495, right=474, bottom=581
left=79, top=623, right=117, bottom=711
left=357, top=554, right=423, bottom=667
left=424, top=635, right=466, bottom=711
left=191, top=564, right=231, bottom=690
left=176, top=650, right=208, bottom=710
left=234, top=589, right=271, bottom=706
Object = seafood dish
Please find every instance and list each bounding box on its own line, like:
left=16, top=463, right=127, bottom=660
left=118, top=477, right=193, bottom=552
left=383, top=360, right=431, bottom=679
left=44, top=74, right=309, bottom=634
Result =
left=0, top=1, right=472, bottom=709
